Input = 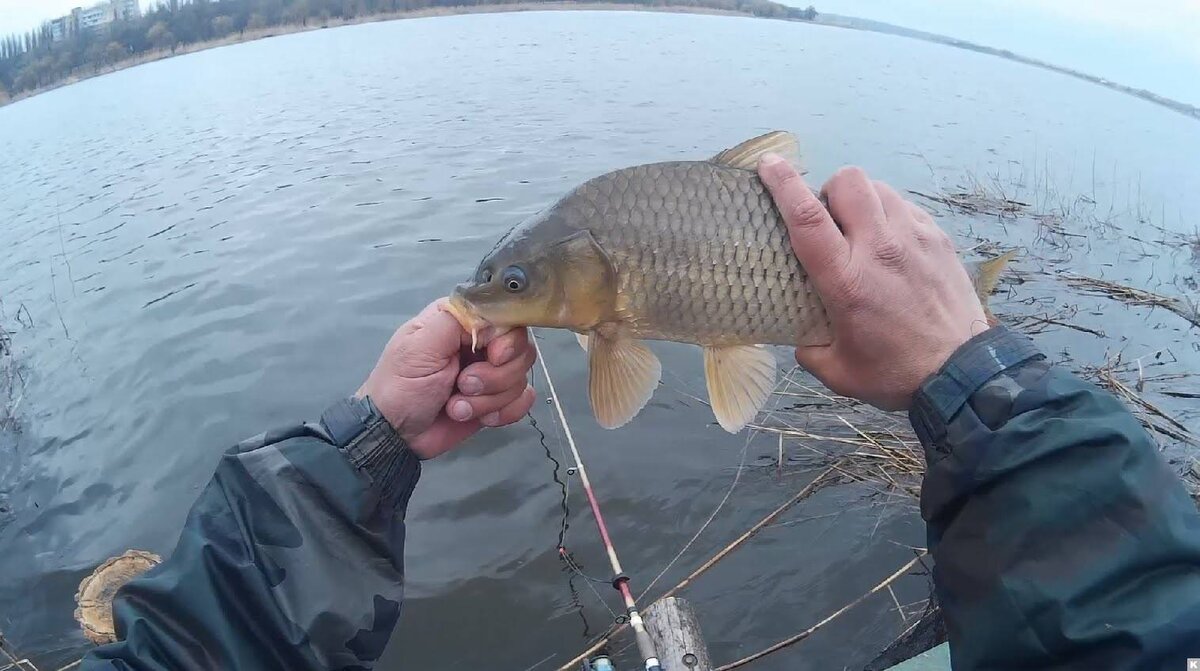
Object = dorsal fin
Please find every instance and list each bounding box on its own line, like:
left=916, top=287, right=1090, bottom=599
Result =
left=711, top=131, right=801, bottom=171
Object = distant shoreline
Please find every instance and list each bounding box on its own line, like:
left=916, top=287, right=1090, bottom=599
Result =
left=811, top=13, right=1200, bottom=122
left=0, top=2, right=760, bottom=107
left=2, top=2, right=1197, bottom=122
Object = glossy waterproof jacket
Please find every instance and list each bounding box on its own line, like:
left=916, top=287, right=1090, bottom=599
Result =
left=82, top=328, right=1200, bottom=670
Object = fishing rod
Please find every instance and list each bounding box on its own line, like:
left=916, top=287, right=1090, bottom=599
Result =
left=530, top=331, right=662, bottom=671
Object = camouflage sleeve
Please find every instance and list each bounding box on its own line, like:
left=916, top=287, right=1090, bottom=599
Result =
left=909, top=326, right=1200, bottom=669
left=81, top=396, right=419, bottom=671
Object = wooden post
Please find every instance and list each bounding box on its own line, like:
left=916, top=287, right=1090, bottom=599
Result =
left=644, top=597, right=712, bottom=671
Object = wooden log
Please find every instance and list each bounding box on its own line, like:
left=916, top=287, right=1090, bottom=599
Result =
left=644, top=597, right=712, bottom=671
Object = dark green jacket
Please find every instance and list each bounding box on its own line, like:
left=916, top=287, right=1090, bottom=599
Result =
left=910, top=327, right=1200, bottom=669
left=82, top=397, right=420, bottom=670
left=81, top=327, right=1200, bottom=669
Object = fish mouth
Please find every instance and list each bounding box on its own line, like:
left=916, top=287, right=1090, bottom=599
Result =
left=446, top=290, right=491, bottom=352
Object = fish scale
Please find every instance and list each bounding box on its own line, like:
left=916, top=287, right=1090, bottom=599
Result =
left=570, top=161, right=830, bottom=346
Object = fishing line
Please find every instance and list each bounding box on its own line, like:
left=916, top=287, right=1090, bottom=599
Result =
left=640, top=361, right=802, bottom=600
left=561, top=550, right=617, bottom=586
left=565, top=555, right=622, bottom=621
left=529, top=330, right=662, bottom=671
left=566, top=573, right=594, bottom=638
left=527, top=364, right=615, bottom=630
left=528, top=411, right=571, bottom=551
left=537, top=364, right=578, bottom=531
left=530, top=403, right=619, bottom=633
left=638, top=430, right=751, bottom=600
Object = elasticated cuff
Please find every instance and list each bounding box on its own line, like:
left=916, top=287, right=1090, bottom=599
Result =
left=908, top=326, right=1044, bottom=448
left=321, top=396, right=420, bottom=511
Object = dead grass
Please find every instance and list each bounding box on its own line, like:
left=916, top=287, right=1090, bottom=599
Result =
left=752, top=375, right=924, bottom=501
left=0, top=319, right=25, bottom=435
left=747, top=350, right=1197, bottom=506
left=1079, top=351, right=1198, bottom=447
left=1061, top=274, right=1200, bottom=329
left=907, top=186, right=1029, bottom=219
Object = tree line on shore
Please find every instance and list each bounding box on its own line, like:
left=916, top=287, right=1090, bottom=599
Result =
left=0, top=0, right=817, bottom=100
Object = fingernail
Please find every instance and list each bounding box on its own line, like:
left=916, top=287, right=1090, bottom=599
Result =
left=460, top=375, right=483, bottom=395
left=759, top=152, right=783, bottom=167
left=481, top=412, right=500, bottom=426
left=496, top=346, right=514, bottom=365
left=450, top=400, right=473, bottom=421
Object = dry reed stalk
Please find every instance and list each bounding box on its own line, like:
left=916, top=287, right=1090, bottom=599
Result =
left=1079, top=354, right=1198, bottom=447
left=714, top=552, right=928, bottom=670
left=757, top=379, right=925, bottom=500
left=1062, top=273, right=1200, bottom=328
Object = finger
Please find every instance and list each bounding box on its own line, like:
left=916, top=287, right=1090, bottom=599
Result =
left=823, top=166, right=886, bottom=243
left=485, top=326, right=530, bottom=367
left=904, top=201, right=952, bottom=251
left=906, top=201, right=934, bottom=226
left=395, top=299, right=449, bottom=339
left=458, top=345, right=536, bottom=396
left=757, top=153, right=851, bottom=290
left=446, top=381, right=528, bottom=422
left=793, top=344, right=851, bottom=395
left=407, top=416, right=481, bottom=460
left=480, top=385, right=536, bottom=427
left=873, top=180, right=916, bottom=233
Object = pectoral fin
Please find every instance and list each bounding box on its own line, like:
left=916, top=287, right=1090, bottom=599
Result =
left=587, top=332, right=661, bottom=429
left=703, top=345, right=777, bottom=433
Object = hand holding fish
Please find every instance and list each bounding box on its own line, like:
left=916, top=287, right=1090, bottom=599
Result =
left=757, top=157, right=992, bottom=410
left=356, top=299, right=537, bottom=459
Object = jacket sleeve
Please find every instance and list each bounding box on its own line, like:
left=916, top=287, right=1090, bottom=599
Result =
left=82, top=396, right=420, bottom=671
left=909, top=326, right=1200, bottom=669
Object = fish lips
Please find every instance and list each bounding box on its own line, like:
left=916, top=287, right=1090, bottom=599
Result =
left=446, top=286, right=499, bottom=353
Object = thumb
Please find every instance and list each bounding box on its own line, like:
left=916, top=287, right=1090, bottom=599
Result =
left=407, top=308, right=465, bottom=353
left=389, top=302, right=466, bottom=375
left=758, top=153, right=851, bottom=297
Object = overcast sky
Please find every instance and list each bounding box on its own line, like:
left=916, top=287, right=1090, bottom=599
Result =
left=797, top=0, right=1200, bottom=106
left=1, top=0, right=126, bottom=34
left=0, top=0, right=149, bottom=34
left=2, top=0, right=1197, bottom=105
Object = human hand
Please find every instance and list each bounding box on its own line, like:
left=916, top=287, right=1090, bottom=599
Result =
left=757, top=156, right=987, bottom=411
left=356, top=299, right=536, bottom=459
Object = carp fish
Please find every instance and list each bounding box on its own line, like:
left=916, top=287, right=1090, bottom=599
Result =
left=447, top=131, right=1010, bottom=432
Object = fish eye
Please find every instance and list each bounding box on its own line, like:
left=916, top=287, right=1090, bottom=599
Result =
left=502, top=266, right=527, bottom=293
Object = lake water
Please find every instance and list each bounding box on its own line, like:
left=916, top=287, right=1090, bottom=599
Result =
left=1, top=10, right=1197, bottom=670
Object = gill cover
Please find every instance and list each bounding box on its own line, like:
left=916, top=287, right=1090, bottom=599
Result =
left=551, top=230, right=620, bottom=330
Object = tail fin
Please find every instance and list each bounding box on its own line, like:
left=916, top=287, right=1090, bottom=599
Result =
left=968, top=249, right=1017, bottom=324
